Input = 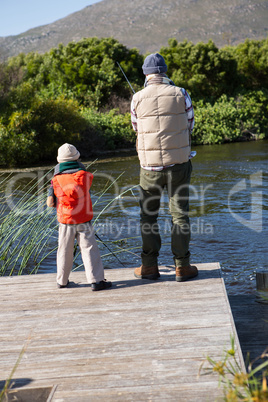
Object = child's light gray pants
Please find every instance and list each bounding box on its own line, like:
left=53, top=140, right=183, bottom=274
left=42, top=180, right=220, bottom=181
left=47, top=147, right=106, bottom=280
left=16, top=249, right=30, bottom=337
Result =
left=57, top=222, right=104, bottom=286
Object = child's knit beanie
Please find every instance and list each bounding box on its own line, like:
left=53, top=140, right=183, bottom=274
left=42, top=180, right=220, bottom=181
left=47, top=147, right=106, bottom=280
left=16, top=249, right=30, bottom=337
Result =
left=57, top=143, right=80, bottom=163
left=142, top=53, right=167, bottom=75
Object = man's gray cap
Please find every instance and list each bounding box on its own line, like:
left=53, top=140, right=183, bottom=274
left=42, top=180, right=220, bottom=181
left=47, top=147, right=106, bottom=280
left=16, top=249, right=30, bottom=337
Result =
left=142, top=53, right=168, bottom=75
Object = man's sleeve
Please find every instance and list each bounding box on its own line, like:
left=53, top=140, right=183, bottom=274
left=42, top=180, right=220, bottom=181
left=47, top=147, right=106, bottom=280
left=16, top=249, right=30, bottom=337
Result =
left=183, top=89, right=195, bottom=133
left=131, top=98, right=138, bottom=132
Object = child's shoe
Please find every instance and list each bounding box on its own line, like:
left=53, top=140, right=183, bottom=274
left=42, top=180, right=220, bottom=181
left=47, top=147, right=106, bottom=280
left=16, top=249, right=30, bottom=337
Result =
left=91, top=279, right=112, bottom=291
left=57, top=280, right=69, bottom=288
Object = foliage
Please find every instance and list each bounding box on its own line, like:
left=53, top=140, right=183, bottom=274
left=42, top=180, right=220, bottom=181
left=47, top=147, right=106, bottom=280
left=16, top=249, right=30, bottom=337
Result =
left=0, top=62, right=24, bottom=100
left=223, top=38, right=268, bottom=91
left=80, top=108, right=135, bottom=151
left=192, top=91, right=268, bottom=145
left=0, top=97, right=86, bottom=166
left=160, top=38, right=268, bottom=101
left=0, top=170, right=58, bottom=276
left=236, top=90, right=268, bottom=137
left=0, top=336, right=31, bottom=401
left=7, top=37, right=144, bottom=109
left=160, top=39, right=240, bottom=101
left=200, top=336, right=268, bottom=401
left=0, top=120, right=39, bottom=167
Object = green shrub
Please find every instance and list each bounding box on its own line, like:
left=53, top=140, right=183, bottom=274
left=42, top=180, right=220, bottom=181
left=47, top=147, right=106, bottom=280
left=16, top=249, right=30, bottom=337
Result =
left=81, top=108, right=135, bottom=151
left=0, top=102, right=135, bottom=167
left=201, top=336, right=268, bottom=401
left=0, top=97, right=87, bottom=166
left=193, top=96, right=241, bottom=144
left=26, top=97, right=86, bottom=161
left=160, top=39, right=240, bottom=101
left=236, top=90, right=268, bottom=138
left=7, top=81, right=37, bottom=111
left=223, top=38, right=268, bottom=91
left=193, top=91, right=268, bottom=145
left=0, top=120, right=38, bottom=166
left=7, top=38, right=144, bottom=109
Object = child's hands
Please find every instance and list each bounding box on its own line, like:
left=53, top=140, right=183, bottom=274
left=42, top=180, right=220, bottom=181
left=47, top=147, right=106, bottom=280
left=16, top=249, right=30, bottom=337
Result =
left=47, top=196, right=55, bottom=208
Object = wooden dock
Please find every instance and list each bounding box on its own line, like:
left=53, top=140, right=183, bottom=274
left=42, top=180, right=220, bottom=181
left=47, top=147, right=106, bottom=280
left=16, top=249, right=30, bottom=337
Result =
left=0, top=263, right=244, bottom=401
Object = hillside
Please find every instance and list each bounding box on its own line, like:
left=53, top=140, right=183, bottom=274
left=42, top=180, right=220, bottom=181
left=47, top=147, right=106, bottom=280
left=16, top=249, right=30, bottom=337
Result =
left=0, top=0, right=268, bottom=60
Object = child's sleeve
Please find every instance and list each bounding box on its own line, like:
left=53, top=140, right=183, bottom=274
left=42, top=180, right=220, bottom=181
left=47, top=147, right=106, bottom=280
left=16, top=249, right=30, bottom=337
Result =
left=47, top=181, right=57, bottom=207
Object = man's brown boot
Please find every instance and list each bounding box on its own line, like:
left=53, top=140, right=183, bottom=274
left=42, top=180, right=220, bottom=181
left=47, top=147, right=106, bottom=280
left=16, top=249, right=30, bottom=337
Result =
left=134, top=265, right=160, bottom=280
left=175, top=265, right=198, bottom=282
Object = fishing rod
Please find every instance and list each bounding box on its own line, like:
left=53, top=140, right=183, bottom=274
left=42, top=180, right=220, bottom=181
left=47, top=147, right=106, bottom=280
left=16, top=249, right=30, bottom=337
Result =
left=72, top=233, right=126, bottom=268
left=116, top=61, right=136, bottom=94
left=95, top=232, right=126, bottom=268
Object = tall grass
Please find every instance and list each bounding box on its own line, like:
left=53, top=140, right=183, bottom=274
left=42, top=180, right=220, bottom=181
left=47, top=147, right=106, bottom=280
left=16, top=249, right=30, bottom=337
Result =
left=0, top=169, right=58, bottom=275
left=200, top=336, right=268, bottom=401
left=0, top=334, right=31, bottom=401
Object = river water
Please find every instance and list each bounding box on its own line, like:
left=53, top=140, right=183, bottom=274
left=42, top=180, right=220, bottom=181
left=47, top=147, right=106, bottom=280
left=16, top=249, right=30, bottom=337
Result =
left=1, top=140, right=267, bottom=295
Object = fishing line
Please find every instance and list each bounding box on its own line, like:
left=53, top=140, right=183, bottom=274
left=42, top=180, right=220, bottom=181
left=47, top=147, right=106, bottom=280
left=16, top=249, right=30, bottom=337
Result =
left=116, top=61, right=135, bottom=94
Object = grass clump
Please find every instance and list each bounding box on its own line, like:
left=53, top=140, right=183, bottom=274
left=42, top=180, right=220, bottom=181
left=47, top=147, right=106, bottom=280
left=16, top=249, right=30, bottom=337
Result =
left=200, top=336, right=268, bottom=401
left=0, top=335, right=31, bottom=401
left=0, top=169, right=58, bottom=276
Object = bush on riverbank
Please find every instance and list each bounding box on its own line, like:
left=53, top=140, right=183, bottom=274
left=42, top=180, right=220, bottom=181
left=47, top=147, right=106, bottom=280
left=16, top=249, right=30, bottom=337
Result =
left=160, top=38, right=268, bottom=101
left=0, top=97, right=86, bottom=166
left=0, top=37, right=268, bottom=167
left=4, top=37, right=144, bottom=109
left=0, top=102, right=135, bottom=167
left=193, top=90, right=268, bottom=144
left=80, top=108, right=135, bottom=153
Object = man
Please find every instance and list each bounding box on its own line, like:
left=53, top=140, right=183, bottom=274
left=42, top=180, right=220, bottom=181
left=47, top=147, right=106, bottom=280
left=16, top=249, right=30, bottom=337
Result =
left=131, top=53, right=198, bottom=282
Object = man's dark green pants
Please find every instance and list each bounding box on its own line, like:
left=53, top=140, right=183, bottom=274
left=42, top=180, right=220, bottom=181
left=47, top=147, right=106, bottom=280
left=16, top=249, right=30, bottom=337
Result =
left=139, top=160, right=192, bottom=268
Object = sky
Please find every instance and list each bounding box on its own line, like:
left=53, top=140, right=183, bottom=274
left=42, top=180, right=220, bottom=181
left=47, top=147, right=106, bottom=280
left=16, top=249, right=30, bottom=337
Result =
left=0, top=0, right=102, bottom=37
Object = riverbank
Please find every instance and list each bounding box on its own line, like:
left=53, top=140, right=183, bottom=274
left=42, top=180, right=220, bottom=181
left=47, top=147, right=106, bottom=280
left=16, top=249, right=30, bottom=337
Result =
left=0, top=148, right=137, bottom=173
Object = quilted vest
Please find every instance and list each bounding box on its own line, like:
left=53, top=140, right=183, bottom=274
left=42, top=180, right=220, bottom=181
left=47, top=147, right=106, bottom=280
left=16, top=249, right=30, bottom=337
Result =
left=52, top=170, right=93, bottom=224
left=133, top=84, right=190, bottom=166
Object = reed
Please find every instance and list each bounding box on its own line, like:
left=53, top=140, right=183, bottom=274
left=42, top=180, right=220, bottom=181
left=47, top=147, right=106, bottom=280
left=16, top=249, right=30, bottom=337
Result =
left=0, top=334, right=31, bottom=401
left=200, top=335, right=268, bottom=401
left=0, top=170, right=58, bottom=276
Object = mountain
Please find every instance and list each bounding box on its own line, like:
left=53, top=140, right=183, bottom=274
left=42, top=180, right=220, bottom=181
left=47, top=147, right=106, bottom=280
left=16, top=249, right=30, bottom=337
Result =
left=0, top=0, right=267, bottom=60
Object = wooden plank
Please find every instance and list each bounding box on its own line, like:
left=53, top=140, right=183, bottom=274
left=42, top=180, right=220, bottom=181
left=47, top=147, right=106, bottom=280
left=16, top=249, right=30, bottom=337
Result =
left=0, top=263, right=244, bottom=401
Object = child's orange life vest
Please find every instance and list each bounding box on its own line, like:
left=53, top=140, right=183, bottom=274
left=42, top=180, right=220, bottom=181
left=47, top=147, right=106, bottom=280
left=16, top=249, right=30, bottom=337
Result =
left=52, top=170, right=94, bottom=224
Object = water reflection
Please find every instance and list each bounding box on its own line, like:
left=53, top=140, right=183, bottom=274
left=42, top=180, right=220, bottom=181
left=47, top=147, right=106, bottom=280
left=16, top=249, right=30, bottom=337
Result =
left=0, top=140, right=267, bottom=294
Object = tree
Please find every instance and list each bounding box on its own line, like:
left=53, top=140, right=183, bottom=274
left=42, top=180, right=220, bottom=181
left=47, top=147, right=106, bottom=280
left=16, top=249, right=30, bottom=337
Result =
left=13, top=37, right=144, bottom=109
left=224, top=38, right=268, bottom=90
left=160, top=39, right=239, bottom=100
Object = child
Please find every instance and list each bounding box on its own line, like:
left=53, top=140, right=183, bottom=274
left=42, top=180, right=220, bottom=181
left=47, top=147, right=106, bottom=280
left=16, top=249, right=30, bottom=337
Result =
left=47, top=143, right=112, bottom=291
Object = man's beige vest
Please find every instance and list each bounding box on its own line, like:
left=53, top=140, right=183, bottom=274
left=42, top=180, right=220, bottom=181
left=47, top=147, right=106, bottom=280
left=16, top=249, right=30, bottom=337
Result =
left=133, top=84, right=190, bottom=166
